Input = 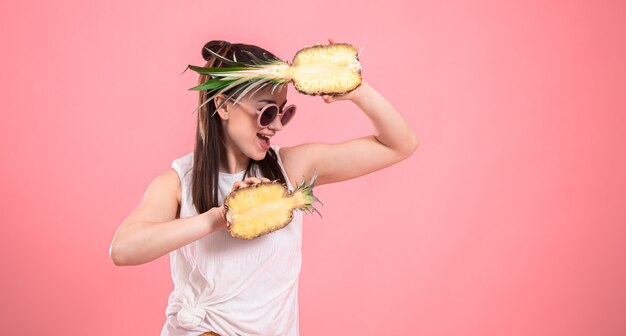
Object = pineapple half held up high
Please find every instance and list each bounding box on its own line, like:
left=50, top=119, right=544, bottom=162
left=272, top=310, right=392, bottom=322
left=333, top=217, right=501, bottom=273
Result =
left=289, top=43, right=362, bottom=96
left=223, top=170, right=323, bottom=240
left=185, top=42, right=363, bottom=113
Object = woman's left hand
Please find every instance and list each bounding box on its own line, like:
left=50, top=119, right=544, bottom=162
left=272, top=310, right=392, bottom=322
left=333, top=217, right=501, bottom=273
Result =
left=320, top=37, right=369, bottom=104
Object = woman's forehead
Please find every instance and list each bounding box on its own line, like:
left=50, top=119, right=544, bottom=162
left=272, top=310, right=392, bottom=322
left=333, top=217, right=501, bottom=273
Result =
left=246, top=84, right=288, bottom=104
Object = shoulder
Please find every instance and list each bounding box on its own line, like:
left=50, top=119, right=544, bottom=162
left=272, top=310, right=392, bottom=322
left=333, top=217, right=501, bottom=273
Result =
left=144, top=167, right=182, bottom=215
left=271, top=143, right=315, bottom=170
left=270, top=144, right=309, bottom=189
left=171, top=151, right=194, bottom=180
left=169, top=152, right=194, bottom=207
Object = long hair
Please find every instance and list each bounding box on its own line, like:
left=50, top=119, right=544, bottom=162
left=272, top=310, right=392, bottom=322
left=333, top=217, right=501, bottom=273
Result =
left=192, top=40, right=288, bottom=215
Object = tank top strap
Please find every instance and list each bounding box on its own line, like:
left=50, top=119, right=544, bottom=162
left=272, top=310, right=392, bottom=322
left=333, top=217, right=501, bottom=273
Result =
left=271, top=144, right=294, bottom=192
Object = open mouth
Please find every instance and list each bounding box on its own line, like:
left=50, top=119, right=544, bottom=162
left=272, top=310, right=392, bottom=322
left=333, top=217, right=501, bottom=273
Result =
left=257, top=133, right=271, bottom=148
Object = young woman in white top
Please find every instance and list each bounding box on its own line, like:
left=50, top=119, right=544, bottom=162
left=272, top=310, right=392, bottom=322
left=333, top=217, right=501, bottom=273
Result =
left=109, top=39, right=419, bottom=336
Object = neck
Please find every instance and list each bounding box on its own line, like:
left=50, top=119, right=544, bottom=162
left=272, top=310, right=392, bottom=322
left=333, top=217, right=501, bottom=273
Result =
left=220, top=143, right=250, bottom=174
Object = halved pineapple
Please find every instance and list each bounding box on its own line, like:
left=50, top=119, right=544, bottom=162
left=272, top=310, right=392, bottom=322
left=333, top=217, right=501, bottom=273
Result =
left=289, top=43, right=362, bottom=96
left=186, top=42, right=363, bottom=113
left=223, top=170, right=322, bottom=240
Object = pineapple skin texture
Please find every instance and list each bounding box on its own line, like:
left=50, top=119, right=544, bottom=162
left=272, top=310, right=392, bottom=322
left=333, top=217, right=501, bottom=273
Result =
left=224, top=182, right=306, bottom=240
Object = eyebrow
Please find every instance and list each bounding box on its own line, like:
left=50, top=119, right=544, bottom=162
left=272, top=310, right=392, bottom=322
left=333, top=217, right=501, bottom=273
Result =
left=258, top=99, right=287, bottom=107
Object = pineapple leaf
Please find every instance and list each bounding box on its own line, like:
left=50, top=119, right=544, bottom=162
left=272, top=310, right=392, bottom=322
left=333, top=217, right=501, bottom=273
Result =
left=304, top=204, right=323, bottom=219
left=312, top=207, right=323, bottom=219
left=241, top=50, right=274, bottom=66
left=190, top=93, right=213, bottom=115
left=261, top=51, right=281, bottom=63
left=212, top=79, right=257, bottom=115
left=270, top=82, right=281, bottom=95
left=188, top=78, right=231, bottom=91
left=309, top=168, right=318, bottom=188
left=203, top=47, right=248, bottom=67
left=187, top=65, right=253, bottom=75
left=206, top=76, right=255, bottom=103
left=248, top=79, right=274, bottom=99
left=232, top=78, right=272, bottom=105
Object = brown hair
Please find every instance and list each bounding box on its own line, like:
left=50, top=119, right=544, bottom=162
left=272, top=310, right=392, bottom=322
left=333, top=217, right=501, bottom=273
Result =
left=191, top=40, right=288, bottom=214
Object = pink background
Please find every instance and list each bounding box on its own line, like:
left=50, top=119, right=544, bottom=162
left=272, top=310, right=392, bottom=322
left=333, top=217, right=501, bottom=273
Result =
left=1, top=0, right=625, bottom=335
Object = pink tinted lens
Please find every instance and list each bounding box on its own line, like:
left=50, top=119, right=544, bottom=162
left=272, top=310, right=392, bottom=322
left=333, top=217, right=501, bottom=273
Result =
left=259, top=105, right=279, bottom=126
left=280, top=105, right=296, bottom=125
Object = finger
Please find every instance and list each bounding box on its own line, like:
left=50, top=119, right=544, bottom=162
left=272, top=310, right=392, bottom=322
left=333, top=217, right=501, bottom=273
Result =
left=261, top=178, right=271, bottom=182
left=233, top=181, right=247, bottom=190
left=247, top=177, right=262, bottom=184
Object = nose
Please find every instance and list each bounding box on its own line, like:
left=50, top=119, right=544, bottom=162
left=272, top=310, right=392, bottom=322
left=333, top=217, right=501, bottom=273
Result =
left=267, top=114, right=284, bottom=131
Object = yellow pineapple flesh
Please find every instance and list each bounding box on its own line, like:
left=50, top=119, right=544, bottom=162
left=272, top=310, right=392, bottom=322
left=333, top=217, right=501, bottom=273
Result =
left=289, top=43, right=362, bottom=96
left=224, top=171, right=322, bottom=240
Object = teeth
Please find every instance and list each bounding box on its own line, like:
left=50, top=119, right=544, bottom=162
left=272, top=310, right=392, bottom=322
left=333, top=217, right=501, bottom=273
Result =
left=258, top=134, right=272, bottom=139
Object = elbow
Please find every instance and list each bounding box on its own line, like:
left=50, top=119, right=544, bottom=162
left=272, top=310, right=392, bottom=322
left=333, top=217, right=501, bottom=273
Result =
left=109, top=241, right=129, bottom=266
left=410, top=136, right=420, bottom=153
left=401, top=134, right=420, bottom=158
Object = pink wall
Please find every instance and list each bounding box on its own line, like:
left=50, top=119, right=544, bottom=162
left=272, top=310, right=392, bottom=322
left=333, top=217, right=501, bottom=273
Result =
left=1, top=0, right=625, bottom=335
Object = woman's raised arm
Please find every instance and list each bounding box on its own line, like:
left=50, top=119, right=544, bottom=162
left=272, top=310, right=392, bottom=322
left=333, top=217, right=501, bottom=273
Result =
left=280, top=79, right=419, bottom=187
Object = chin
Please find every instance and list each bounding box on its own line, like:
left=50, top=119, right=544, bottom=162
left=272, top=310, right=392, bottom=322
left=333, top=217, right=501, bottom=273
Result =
left=250, top=148, right=268, bottom=160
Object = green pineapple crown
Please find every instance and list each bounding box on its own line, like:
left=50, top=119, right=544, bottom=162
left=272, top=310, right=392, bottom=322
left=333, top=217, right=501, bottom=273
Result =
left=294, top=168, right=323, bottom=219
left=181, top=47, right=290, bottom=117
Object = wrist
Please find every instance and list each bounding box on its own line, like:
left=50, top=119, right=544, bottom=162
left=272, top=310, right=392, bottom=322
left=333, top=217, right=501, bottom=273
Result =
left=350, top=80, right=374, bottom=104
left=206, top=207, right=226, bottom=234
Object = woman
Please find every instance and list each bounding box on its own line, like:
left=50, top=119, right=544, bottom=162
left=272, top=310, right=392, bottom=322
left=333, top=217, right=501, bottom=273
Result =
left=109, top=39, right=419, bottom=336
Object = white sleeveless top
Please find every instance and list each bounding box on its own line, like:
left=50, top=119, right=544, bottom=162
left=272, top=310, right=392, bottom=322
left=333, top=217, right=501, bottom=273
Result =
left=161, top=144, right=303, bottom=336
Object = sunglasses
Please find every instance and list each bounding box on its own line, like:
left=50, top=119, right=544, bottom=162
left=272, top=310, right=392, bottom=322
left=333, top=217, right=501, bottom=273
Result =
left=228, top=97, right=297, bottom=128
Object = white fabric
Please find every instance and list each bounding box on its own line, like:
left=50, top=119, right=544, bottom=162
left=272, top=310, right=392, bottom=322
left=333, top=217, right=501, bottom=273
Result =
left=161, top=144, right=303, bottom=336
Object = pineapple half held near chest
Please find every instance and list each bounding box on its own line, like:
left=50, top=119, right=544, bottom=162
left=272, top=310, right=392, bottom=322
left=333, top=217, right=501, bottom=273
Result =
left=224, top=170, right=322, bottom=240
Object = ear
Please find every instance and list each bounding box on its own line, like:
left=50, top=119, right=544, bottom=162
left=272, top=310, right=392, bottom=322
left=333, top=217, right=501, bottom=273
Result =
left=213, top=94, right=230, bottom=120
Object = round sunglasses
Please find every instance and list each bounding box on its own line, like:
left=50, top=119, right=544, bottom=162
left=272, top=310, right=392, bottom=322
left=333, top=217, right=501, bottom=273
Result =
left=228, top=97, right=297, bottom=128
